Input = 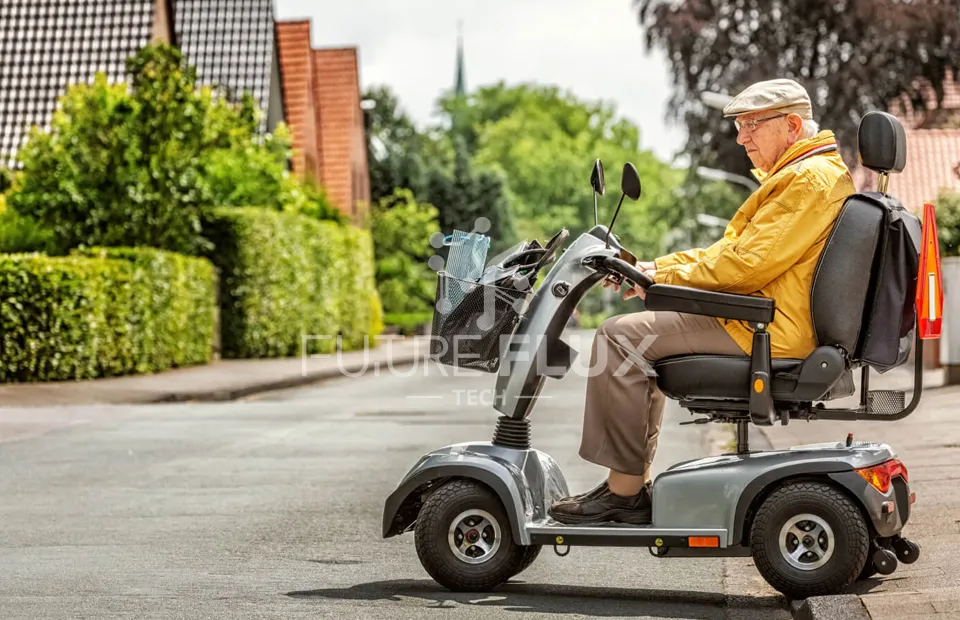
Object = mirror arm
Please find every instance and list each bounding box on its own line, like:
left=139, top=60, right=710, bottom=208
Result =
left=604, top=194, right=626, bottom=248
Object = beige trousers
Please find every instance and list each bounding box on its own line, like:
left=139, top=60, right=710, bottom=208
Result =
left=579, top=311, right=744, bottom=476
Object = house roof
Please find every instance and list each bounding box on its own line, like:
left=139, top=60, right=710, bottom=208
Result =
left=172, top=0, right=280, bottom=129
left=0, top=0, right=283, bottom=169
left=864, top=70, right=960, bottom=211
left=852, top=128, right=960, bottom=211
left=0, top=0, right=158, bottom=168
left=891, top=128, right=960, bottom=209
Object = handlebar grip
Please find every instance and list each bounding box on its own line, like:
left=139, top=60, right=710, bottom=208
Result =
left=600, top=257, right=654, bottom=288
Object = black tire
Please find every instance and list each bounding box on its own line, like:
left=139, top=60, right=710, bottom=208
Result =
left=750, top=481, right=870, bottom=599
left=858, top=559, right=878, bottom=580
left=511, top=545, right=542, bottom=579
left=414, top=479, right=530, bottom=591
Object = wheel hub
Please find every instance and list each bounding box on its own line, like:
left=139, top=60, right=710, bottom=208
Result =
left=448, top=509, right=502, bottom=565
left=778, top=513, right=835, bottom=571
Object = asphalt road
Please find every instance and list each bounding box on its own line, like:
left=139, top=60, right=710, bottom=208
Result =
left=0, top=343, right=790, bottom=619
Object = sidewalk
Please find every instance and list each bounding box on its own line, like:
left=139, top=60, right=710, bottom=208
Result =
left=0, top=335, right=431, bottom=407
left=751, top=367, right=960, bottom=619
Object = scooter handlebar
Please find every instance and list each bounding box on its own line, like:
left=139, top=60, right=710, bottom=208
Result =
left=599, top=256, right=654, bottom=289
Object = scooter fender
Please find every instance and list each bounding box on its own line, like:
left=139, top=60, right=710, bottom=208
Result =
left=382, top=442, right=569, bottom=545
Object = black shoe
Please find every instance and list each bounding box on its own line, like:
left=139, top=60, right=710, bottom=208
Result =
left=548, top=482, right=652, bottom=525
left=552, top=480, right=609, bottom=505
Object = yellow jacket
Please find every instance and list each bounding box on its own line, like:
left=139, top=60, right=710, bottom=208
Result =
left=653, top=131, right=856, bottom=358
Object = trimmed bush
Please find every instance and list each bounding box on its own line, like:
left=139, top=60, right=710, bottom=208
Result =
left=76, top=247, right=217, bottom=373
left=339, top=226, right=384, bottom=350
left=203, top=207, right=383, bottom=359
left=0, top=248, right=215, bottom=382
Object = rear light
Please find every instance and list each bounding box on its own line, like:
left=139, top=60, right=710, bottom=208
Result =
left=856, top=459, right=908, bottom=494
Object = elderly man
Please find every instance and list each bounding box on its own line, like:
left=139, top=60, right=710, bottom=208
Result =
left=549, top=79, right=856, bottom=525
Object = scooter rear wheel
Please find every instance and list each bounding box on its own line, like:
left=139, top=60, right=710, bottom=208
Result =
left=750, top=481, right=869, bottom=599
left=414, top=479, right=533, bottom=591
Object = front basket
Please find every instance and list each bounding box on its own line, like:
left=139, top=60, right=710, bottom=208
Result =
left=430, top=272, right=530, bottom=373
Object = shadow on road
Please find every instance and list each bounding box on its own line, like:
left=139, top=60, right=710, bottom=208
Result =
left=286, top=578, right=785, bottom=618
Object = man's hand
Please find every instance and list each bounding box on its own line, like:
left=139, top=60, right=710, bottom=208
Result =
left=603, top=261, right=656, bottom=299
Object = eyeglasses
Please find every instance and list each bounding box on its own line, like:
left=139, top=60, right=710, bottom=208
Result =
left=734, top=113, right=787, bottom=132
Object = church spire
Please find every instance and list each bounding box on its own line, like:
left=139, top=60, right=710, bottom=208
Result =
left=454, top=20, right=466, bottom=97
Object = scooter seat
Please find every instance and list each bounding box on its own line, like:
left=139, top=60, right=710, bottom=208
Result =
left=654, top=354, right=805, bottom=401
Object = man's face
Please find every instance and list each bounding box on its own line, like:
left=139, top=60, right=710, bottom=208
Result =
left=735, top=111, right=798, bottom=172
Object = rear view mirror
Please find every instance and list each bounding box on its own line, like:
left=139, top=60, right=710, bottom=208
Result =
left=590, top=159, right=605, bottom=195
left=621, top=162, right=641, bottom=200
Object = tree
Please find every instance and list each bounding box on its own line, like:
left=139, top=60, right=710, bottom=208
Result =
left=440, top=83, right=725, bottom=259
left=203, top=94, right=341, bottom=222
left=423, top=138, right=517, bottom=255
left=362, top=84, right=516, bottom=253
left=363, top=86, right=432, bottom=204
left=10, top=45, right=215, bottom=255
left=636, top=0, right=960, bottom=177
left=370, top=188, right=440, bottom=316
left=8, top=44, right=340, bottom=257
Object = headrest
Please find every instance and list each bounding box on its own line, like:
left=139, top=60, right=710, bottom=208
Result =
left=858, top=111, right=906, bottom=174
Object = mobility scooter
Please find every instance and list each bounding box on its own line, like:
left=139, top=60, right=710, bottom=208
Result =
left=382, top=111, right=939, bottom=599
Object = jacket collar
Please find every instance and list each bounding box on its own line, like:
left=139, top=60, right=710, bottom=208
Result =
left=750, top=130, right=839, bottom=182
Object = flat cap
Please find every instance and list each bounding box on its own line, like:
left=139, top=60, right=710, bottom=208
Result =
left=722, top=78, right=813, bottom=119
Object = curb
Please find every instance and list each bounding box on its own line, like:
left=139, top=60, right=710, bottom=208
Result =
left=148, top=356, right=425, bottom=403
left=791, top=595, right=871, bottom=620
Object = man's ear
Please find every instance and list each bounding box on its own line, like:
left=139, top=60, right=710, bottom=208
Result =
left=787, top=114, right=804, bottom=139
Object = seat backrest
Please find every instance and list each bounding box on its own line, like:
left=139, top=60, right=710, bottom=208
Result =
left=810, top=195, right=885, bottom=354
left=810, top=111, right=912, bottom=359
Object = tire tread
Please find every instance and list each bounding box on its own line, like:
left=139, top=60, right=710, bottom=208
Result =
left=414, top=479, right=532, bottom=591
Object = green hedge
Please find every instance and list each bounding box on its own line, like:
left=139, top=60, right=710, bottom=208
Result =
left=0, top=248, right=215, bottom=382
left=203, top=207, right=383, bottom=359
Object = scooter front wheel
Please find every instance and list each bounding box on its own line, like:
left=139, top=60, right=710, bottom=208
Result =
left=414, top=479, right=533, bottom=591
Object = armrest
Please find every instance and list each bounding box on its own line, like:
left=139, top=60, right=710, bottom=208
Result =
left=644, top=284, right=775, bottom=324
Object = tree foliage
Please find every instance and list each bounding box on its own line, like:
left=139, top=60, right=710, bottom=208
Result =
left=636, top=0, right=960, bottom=176
left=370, top=188, right=440, bottom=315
left=204, top=95, right=342, bottom=222
left=363, top=85, right=517, bottom=254
left=10, top=46, right=214, bottom=255
left=936, top=190, right=960, bottom=257
left=440, top=82, right=740, bottom=258
left=8, top=44, right=340, bottom=257
left=364, top=82, right=743, bottom=267
left=364, top=86, right=431, bottom=204
left=424, top=139, right=518, bottom=255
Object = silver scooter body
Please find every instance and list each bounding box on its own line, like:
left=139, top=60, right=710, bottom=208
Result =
left=382, top=228, right=909, bottom=556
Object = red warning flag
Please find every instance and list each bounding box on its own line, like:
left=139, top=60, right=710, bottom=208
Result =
left=916, top=202, right=943, bottom=339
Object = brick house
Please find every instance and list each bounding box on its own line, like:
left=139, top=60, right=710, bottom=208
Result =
left=0, top=0, right=369, bottom=221
left=276, top=19, right=371, bottom=222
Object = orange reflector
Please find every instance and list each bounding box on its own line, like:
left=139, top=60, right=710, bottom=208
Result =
left=753, top=378, right=764, bottom=393
left=916, top=202, right=943, bottom=339
left=688, top=536, right=719, bottom=548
